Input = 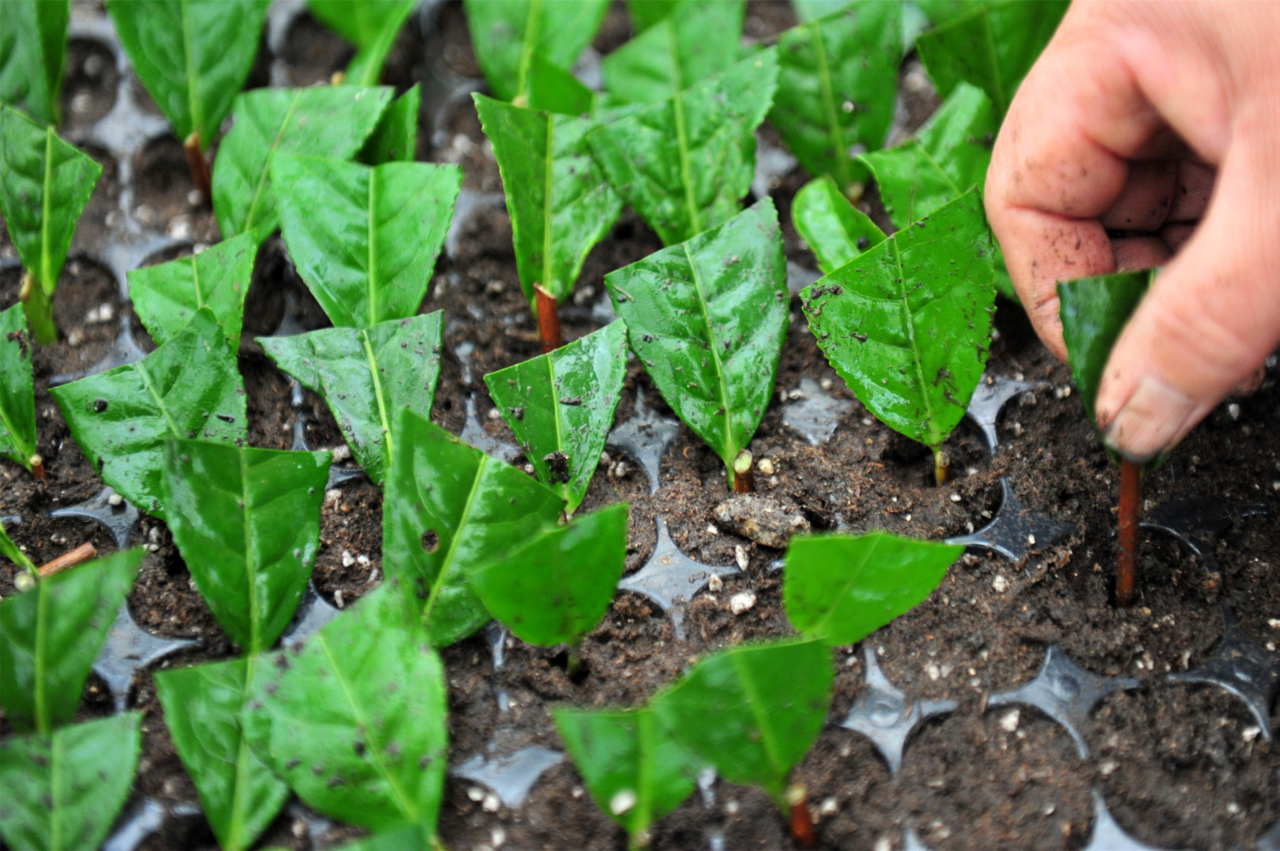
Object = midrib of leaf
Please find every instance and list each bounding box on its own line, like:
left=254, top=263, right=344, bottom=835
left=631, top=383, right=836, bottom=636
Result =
left=539, top=115, right=554, bottom=294
left=367, top=172, right=379, bottom=326
left=516, top=0, right=545, bottom=102
left=317, top=634, right=420, bottom=821
left=808, top=21, right=850, bottom=190
left=244, top=92, right=303, bottom=234
left=420, top=456, right=488, bottom=629
left=809, top=533, right=883, bottom=637
left=668, top=30, right=700, bottom=235
left=136, top=360, right=185, bottom=439
left=228, top=655, right=256, bottom=851
left=190, top=254, right=207, bottom=310
left=978, top=12, right=1005, bottom=115
left=50, top=726, right=64, bottom=850
left=635, top=710, right=655, bottom=836
left=239, top=450, right=261, bottom=654
left=911, top=140, right=965, bottom=224
left=179, top=0, right=201, bottom=142
left=361, top=331, right=393, bottom=462
left=729, top=652, right=786, bottom=803
left=682, top=245, right=733, bottom=458
left=889, top=238, right=938, bottom=446
left=39, top=127, right=53, bottom=291
left=545, top=353, right=566, bottom=498
left=34, top=576, right=51, bottom=735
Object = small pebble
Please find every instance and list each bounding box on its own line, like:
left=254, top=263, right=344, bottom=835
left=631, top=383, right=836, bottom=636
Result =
left=187, top=189, right=205, bottom=207
left=992, top=575, right=1008, bottom=593
left=66, top=328, right=84, bottom=347
left=757, top=457, right=775, bottom=476
left=14, top=573, right=35, bottom=592
left=482, top=793, right=501, bottom=813
left=488, top=407, right=502, bottom=420
left=324, top=489, right=342, bottom=507
left=334, top=590, right=345, bottom=609
left=707, top=574, right=723, bottom=592
left=999, top=709, right=1020, bottom=732
left=819, top=797, right=838, bottom=816
left=819, top=377, right=833, bottom=391
left=342, top=550, right=355, bottom=568
left=1243, top=726, right=1262, bottom=743
left=1228, top=403, right=1241, bottom=420
left=291, top=818, right=308, bottom=838
left=491, top=827, right=507, bottom=847
left=735, top=544, right=749, bottom=571
left=166, top=215, right=192, bottom=241
left=467, top=787, right=485, bottom=802
left=356, top=554, right=370, bottom=567
left=729, top=590, right=756, bottom=615
left=331, top=444, right=352, bottom=463
left=706, top=524, right=718, bottom=536
left=108, top=491, right=124, bottom=507
left=524, top=463, right=536, bottom=475
left=949, top=492, right=962, bottom=503
left=609, top=790, right=637, bottom=815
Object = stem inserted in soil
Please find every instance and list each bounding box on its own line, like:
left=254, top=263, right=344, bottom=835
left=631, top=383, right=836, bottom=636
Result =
left=1116, top=457, right=1141, bottom=607
left=183, top=132, right=211, bottom=197
left=29, top=454, right=44, bottom=482
left=535, top=284, right=563, bottom=353
left=933, top=448, right=950, bottom=486
left=732, top=449, right=754, bottom=493
left=38, top=542, right=97, bottom=578
left=786, top=783, right=817, bottom=848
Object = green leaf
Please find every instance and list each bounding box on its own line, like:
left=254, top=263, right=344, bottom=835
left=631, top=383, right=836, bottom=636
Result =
left=129, top=231, right=259, bottom=348
left=1058, top=270, right=1152, bottom=429
left=0, top=304, right=37, bottom=471
left=155, top=657, right=288, bottom=851
left=552, top=706, right=700, bottom=842
left=244, top=584, right=449, bottom=833
left=601, top=0, right=744, bottom=105
left=474, top=94, right=622, bottom=305
left=358, top=84, right=420, bottom=165
left=651, top=638, right=833, bottom=807
left=0, top=521, right=36, bottom=574
left=0, top=713, right=141, bottom=851
left=307, top=0, right=415, bottom=86
left=50, top=309, right=247, bottom=518
left=163, top=440, right=330, bottom=653
left=525, top=52, right=595, bottom=116
left=259, top=312, right=444, bottom=487
left=335, top=824, right=437, bottom=851
left=625, top=0, right=681, bottom=33
left=463, top=0, right=609, bottom=103
left=106, top=0, right=270, bottom=150
left=858, top=82, right=996, bottom=231
left=0, top=549, right=142, bottom=734
left=800, top=189, right=995, bottom=453
left=0, top=105, right=102, bottom=344
left=272, top=153, right=460, bottom=329
left=605, top=199, right=787, bottom=484
left=483, top=321, right=627, bottom=511
left=382, top=411, right=564, bottom=647
left=588, top=48, right=778, bottom=246
left=471, top=503, right=627, bottom=647
left=769, top=4, right=901, bottom=197
left=792, top=175, right=885, bottom=276
left=783, top=532, right=960, bottom=645
left=0, top=0, right=69, bottom=126
left=212, top=85, right=394, bottom=239
left=915, top=0, right=1068, bottom=117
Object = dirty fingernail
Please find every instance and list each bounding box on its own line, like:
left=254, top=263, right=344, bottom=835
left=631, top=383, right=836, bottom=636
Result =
left=1100, top=375, right=1203, bottom=461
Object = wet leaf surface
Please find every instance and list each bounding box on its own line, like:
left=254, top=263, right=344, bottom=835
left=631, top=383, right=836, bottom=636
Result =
left=606, top=199, right=788, bottom=483
left=129, top=231, right=258, bottom=347
left=0, top=304, right=37, bottom=470
left=107, top=0, right=269, bottom=149
left=50, top=309, right=246, bottom=518
left=272, top=153, right=460, bottom=329
left=260, top=311, right=443, bottom=487
left=1058, top=271, right=1152, bottom=429
left=308, top=0, right=415, bottom=86
left=0, top=0, right=68, bottom=126
left=483, top=320, right=627, bottom=511
left=783, top=531, right=960, bottom=645
left=463, top=0, right=609, bottom=102
left=358, top=84, right=420, bottom=165
left=791, top=174, right=885, bottom=275
left=162, top=440, right=331, bottom=653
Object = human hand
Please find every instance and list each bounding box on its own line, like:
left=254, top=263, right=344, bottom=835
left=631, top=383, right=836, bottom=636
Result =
left=984, top=0, right=1280, bottom=460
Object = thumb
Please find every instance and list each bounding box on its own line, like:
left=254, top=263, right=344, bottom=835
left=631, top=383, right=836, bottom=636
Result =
left=1096, top=137, right=1280, bottom=460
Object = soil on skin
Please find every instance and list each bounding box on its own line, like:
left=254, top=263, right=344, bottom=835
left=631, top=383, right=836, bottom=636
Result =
left=3, top=3, right=1280, bottom=850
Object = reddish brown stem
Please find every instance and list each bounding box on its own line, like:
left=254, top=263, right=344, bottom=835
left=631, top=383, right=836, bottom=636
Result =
left=732, top=449, right=754, bottom=493
left=534, top=284, right=563, bottom=353
left=38, top=542, right=97, bottom=578
left=29, top=454, right=45, bottom=482
left=1116, top=458, right=1141, bottom=607
left=183, top=132, right=211, bottom=198
left=786, top=784, right=817, bottom=849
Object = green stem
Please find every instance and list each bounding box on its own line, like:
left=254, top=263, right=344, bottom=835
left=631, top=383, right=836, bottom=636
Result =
left=933, top=448, right=950, bottom=486
left=21, top=273, right=57, bottom=345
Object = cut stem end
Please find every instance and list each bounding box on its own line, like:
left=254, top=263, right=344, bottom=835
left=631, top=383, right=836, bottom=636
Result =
left=732, top=450, right=754, bottom=493
left=786, top=783, right=817, bottom=849
left=1116, top=458, right=1141, bottom=607
left=933, top=448, right=950, bottom=486
left=534, top=284, right=563, bottom=353
left=29, top=454, right=45, bottom=482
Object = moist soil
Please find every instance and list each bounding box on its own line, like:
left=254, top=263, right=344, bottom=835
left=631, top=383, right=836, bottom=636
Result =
left=3, top=3, right=1280, bottom=850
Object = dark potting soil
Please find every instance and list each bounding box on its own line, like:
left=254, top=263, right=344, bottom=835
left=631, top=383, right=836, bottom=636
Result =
left=3, top=3, right=1280, bottom=850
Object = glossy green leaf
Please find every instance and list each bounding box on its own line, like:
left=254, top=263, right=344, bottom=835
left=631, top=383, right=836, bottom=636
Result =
left=783, top=532, right=960, bottom=645
left=382, top=411, right=564, bottom=647
left=1058, top=270, right=1152, bottom=428
left=0, top=304, right=37, bottom=470
left=50, top=309, right=246, bottom=518
left=358, top=84, right=420, bottom=165
left=483, top=321, right=627, bottom=511
left=601, top=0, right=744, bottom=105
left=212, top=85, right=393, bottom=239
left=588, top=49, right=778, bottom=246
left=163, top=440, right=330, bottom=653
left=259, top=311, right=443, bottom=487
left=792, top=175, right=885, bottom=275
left=464, top=0, right=609, bottom=103
left=651, top=638, right=833, bottom=808
left=272, top=153, right=460, bottom=329
left=915, top=0, right=1067, bottom=117
left=244, top=584, right=448, bottom=832
left=471, top=503, right=627, bottom=647
left=0, top=549, right=142, bottom=734
left=155, top=657, right=288, bottom=851
left=794, top=0, right=976, bottom=48
left=0, top=105, right=102, bottom=344
left=858, top=82, right=996, bottom=231
left=129, top=231, right=258, bottom=347
left=106, top=0, right=270, bottom=150
left=0, top=713, right=141, bottom=851
left=0, top=520, right=36, bottom=574
left=0, top=0, right=68, bottom=126
left=605, top=199, right=787, bottom=484
left=769, top=4, right=901, bottom=198
left=307, top=0, right=415, bottom=86
left=626, top=0, right=680, bottom=33
left=336, top=824, right=436, bottom=851
left=800, top=190, right=995, bottom=452
left=553, top=706, right=700, bottom=841
left=474, top=94, right=622, bottom=306
left=525, top=51, right=595, bottom=116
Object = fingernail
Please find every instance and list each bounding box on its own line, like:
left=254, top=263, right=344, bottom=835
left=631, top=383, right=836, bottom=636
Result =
left=1100, top=375, right=1204, bottom=461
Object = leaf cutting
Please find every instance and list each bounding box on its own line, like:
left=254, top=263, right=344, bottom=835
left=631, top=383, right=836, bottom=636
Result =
left=129, top=231, right=259, bottom=347
left=0, top=0, right=69, bottom=126
left=0, top=304, right=38, bottom=474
